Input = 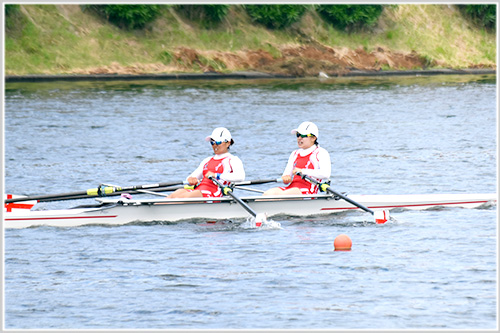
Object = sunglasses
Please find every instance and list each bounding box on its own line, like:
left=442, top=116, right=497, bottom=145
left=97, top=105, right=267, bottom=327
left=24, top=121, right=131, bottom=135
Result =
left=296, top=133, right=314, bottom=138
left=210, top=139, right=227, bottom=145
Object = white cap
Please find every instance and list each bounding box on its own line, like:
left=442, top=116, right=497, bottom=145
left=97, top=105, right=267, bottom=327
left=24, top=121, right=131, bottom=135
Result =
left=205, top=127, right=233, bottom=143
left=291, top=121, right=319, bottom=138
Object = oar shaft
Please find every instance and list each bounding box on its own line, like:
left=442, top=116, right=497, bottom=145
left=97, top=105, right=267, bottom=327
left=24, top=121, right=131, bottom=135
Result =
left=13, top=185, right=186, bottom=203
left=227, top=192, right=257, bottom=217
left=235, top=178, right=281, bottom=186
left=209, top=176, right=257, bottom=218
left=4, top=181, right=184, bottom=203
left=5, top=178, right=281, bottom=204
left=325, top=187, right=374, bottom=215
left=297, top=172, right=374, bottom=215
left=5, top=191, right=83, bottom=203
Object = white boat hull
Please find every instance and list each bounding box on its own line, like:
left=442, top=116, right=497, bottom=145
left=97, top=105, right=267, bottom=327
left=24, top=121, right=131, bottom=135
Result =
left=3, top=193, right=496, bottom=229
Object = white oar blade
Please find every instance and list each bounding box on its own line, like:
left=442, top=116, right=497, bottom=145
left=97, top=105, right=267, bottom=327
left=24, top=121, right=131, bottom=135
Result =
left=374, top=210, right=390, bottom=224
left=254, top=213, right=268, bottom=227
left=241, top=213, right=281, bottom=229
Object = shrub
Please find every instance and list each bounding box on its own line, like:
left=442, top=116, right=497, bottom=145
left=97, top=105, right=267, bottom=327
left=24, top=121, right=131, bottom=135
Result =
left=317, top=5, right=384, bottom=31
left=245, top=5, right=308, bottom=29
left=5, top=4, right=21, bottom=16
left=457, top=4, right=496, bottom=30
left=84, top=5, right=162, bottom=30
left=158, top=50, right=173, bottom=65
left=175, top=5, right=229, bottom=27
left=5, top=4, right=24, bottom=32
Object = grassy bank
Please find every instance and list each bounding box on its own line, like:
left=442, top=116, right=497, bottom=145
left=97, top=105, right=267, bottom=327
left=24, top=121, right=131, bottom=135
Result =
left=4, top=4, right=496, bottom=76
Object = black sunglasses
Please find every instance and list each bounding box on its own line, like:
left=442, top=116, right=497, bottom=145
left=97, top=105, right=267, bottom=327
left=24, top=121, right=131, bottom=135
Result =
left=210, top=139, right=227, bottom=145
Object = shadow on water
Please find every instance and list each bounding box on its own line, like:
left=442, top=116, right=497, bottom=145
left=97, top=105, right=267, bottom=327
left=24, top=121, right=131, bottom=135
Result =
left=5, top=74, right=496, bottom=94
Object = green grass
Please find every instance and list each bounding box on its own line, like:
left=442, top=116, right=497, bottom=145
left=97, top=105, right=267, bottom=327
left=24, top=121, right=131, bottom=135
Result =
left=379, top=5, right=495, bottom=67
left=4, top=4, right=496, bottom=75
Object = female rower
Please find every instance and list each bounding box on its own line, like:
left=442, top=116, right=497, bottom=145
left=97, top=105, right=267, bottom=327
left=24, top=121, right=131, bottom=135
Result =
left=263, top=121, right=331, bottom=196
left=168, top=127, right=245, bottom=198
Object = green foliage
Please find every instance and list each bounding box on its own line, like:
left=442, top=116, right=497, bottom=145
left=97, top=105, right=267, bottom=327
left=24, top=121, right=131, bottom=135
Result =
left=158, top=50, right=173, bottom=65
left=175, top=5, right=229, bottom=28
left=84, top=4, right=162, bottom=30
left=197, top=54, right=227, bottom=71
left=317, top=5, right=384, bottom=31
left=244, top=5, right=308, bottom=29
left=5, top=4, right=20, bottom=16
left=457, top=4, right=496, bottom=30
left=5, top=4, right=25, bottom=33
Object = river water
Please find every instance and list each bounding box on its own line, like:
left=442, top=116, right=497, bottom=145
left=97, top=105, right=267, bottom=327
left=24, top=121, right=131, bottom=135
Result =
left=3, top=75, right=497, bottom=330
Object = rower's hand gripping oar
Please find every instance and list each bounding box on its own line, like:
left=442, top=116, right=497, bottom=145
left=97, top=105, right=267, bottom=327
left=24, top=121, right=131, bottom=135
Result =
left=208, top=176, right=267, bottom=227
left=296, top=172, right=390, bottom=224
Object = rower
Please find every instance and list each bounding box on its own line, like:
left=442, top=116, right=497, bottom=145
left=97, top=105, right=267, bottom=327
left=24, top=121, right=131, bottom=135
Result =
left=168, top=127, right=245, bottom=199
left=263, top=121, right=331, bottom=196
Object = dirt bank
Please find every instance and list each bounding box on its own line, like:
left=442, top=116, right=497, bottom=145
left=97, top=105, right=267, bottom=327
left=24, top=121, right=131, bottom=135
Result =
left=74, top=43, right=473, bottom=77
left=6, top=5, right=496, bottom=77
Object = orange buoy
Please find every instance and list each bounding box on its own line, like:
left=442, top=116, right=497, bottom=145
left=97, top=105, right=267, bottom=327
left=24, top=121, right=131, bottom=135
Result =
left=334, top=234, right=352, bottom=251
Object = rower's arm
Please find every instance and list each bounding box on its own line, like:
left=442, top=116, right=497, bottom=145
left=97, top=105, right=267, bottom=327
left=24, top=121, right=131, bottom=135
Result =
left=187, top=157, right=211, bottom=182
left=296, top=148, right=332, bottom=180
left=219, top=156, right=245, bottom=183
left=282, top=150, right=298, bottom=178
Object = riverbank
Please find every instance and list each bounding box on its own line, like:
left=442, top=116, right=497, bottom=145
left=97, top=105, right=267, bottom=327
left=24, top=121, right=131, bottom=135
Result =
left=4, top=68, right=496, bottom=83
left=5, top=4, right=496, bottom=77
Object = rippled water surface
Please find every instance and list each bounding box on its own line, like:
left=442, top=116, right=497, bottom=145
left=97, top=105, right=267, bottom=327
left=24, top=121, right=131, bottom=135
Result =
left=3, top=75, right=497, bottom=329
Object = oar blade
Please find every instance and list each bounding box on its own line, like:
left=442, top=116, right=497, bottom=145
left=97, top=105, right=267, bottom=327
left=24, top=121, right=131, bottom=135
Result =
left=254, top=213, right=268, bottom=227
left=242, top=213, right=281, bottom=229
left=374, top=210, right=390, bottom=224
left=4, top=194, right=37, bottom=212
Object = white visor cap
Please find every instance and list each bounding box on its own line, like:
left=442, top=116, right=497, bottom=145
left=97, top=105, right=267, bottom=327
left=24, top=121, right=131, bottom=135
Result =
left=291, top=121, right=319, bottom=138
left=205, top=127, right=232, bottom=142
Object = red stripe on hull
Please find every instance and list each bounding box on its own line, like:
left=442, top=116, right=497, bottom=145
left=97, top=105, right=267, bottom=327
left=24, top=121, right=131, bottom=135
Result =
left=5, top=215, right=118, bottom=221
left=320, top=200, right=490, bottom=211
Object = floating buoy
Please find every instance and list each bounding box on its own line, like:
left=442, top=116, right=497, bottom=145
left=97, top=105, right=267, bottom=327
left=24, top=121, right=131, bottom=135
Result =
left=334, top=234, right=352, bottom=251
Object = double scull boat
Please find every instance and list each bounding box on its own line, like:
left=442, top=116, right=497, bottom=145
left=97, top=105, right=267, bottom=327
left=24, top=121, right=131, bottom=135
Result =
left=3, top=192, right=496, bottom=229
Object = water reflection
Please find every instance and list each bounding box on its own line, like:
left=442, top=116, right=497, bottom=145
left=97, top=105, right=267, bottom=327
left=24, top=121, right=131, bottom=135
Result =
left=5, top=74, right=495, bottom=94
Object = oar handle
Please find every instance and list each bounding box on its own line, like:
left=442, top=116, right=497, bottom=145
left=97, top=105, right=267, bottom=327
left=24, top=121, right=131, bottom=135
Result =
left=296, top=172, right=375, bottom=215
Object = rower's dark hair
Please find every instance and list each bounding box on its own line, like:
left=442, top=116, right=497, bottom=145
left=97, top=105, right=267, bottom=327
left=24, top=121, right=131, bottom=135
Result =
left=224, top=139, right=234, bottom=150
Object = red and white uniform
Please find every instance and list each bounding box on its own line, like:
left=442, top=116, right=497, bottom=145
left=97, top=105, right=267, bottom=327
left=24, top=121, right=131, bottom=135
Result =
left=281, top=145, right=331, bottom=195
left=188, top=152, right=245, bottom=197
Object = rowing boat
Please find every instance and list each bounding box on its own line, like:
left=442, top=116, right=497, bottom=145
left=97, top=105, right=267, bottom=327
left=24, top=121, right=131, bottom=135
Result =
left=3, top=192, right=496, bottom=229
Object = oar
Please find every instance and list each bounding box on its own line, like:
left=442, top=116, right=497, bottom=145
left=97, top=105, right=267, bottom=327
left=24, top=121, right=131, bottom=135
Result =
left=28, top=184, right=189, bottom=202
left=4, top=181, right=186, bottom=203
left=208, top=176, right=267, bottom=227
left=234, top=186, right=265, bottom=193
left=233, top=178, right=283, bottom=193
left=5, top=178, right=282, bottom=204
left=297, top=172, right=390, bottom=224
left=236, top=178, right=282, bottom=186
